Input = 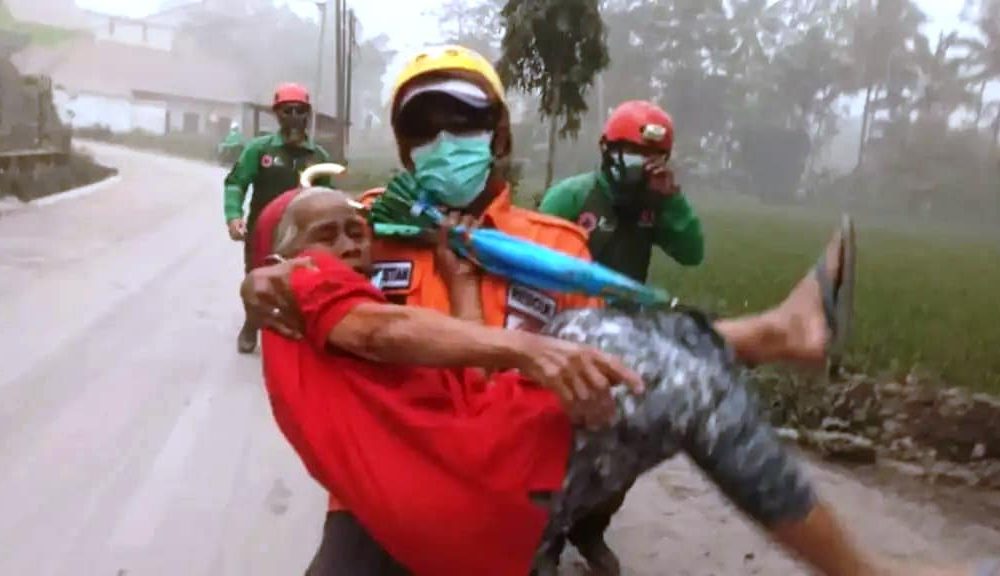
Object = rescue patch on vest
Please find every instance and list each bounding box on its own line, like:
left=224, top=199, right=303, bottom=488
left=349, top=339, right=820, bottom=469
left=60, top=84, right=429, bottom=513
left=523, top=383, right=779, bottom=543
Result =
left=371, top=261, right=413, bottom=290
left=577, top=211, right=598, bottom=232
left=505, top=284, right=557, bottom=331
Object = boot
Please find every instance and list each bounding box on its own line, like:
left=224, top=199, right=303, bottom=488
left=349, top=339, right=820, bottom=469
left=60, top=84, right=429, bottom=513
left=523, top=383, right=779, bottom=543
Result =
left=237, top=319, right=258, bottom=354
left=531, top=553, right=560, bottom=576
left=577, top=537, right=621, bottom=576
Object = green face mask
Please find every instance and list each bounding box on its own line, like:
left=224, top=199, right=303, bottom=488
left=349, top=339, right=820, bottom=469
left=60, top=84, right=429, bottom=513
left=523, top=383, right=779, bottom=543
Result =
left=411, top=131, right=494, bottom=208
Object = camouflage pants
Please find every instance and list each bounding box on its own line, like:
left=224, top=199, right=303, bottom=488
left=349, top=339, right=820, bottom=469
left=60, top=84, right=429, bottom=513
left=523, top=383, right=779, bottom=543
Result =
left=537, top=307, right=816, bottom=552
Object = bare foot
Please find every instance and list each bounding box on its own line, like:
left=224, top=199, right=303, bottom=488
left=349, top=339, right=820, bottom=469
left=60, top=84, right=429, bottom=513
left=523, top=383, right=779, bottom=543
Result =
left=773, top=227, right=847, bottom=367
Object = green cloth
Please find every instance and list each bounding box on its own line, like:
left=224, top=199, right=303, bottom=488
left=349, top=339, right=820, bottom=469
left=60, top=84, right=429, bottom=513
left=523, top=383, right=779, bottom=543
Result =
left=539, top=171, right=704, bottom=281
left=218, top=129, right=244, bottom=153
left=223, top=133, right=331, bottom=223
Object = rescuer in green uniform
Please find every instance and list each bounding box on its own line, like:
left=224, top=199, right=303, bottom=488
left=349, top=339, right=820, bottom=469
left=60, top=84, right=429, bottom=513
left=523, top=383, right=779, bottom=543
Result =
left=224, top=82, right=332, bottom=354
left=540, top=100, right=703, bottom=283
left=217, top=121, right=245, bottom=165
left=534, top=100, right=704, bottom=576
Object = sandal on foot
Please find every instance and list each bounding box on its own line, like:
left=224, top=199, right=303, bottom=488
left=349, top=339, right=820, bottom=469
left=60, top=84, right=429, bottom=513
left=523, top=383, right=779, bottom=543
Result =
left=814, top=213, right=856, bottom=363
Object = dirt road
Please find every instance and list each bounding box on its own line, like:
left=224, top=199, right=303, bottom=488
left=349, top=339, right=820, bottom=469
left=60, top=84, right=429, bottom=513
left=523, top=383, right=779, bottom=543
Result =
left=0, top=143, right=997, bottom=576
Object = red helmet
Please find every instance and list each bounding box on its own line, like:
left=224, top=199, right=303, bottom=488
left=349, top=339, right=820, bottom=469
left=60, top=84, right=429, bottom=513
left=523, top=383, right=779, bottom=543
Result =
left=273, top=83, right=311, bottom=108
left=602, top=100, right=674, bottom=155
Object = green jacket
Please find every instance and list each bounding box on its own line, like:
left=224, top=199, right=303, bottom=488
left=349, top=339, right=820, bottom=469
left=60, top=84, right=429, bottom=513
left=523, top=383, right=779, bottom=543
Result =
left=223, top=133, right=331, bottom=224
left=538, top=171, right=704, bottom=283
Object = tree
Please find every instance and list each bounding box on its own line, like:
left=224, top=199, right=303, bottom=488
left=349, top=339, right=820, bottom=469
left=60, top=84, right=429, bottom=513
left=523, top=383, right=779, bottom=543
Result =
left=961, top=0, right=1000, bottom=146
left=846, top=0, right=926, bottom=170
left=596, top=2, right=661, bottom=115
left=704, top=0, right=853, bottom=200
left=434, top=0, right=505, bottom=60
left=352, top=33, right=395, bottom=127
left=909, top=32, right=978, bottom=124
left=497, top=0, right=610, bottom=188
left=766, top=20, right=852, bottom=181
left=649, top=0, right=731, bottom=158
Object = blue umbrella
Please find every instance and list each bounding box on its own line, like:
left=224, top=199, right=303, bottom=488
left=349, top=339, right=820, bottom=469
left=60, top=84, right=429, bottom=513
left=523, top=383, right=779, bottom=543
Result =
left=405, top=201, right=674, bottom=307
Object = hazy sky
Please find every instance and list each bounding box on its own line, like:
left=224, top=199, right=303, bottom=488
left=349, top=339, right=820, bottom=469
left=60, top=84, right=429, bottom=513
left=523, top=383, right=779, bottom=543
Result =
left=75, top=0, right=982, bottom=103
left=76, top=0, right=975, bottom=48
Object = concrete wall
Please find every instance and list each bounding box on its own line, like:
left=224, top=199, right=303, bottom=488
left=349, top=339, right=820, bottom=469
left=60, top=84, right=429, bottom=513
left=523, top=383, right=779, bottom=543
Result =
left=161, top=99, right=243, bottom=139
left=55, top=90, right=133, bottom=132
left=53, top=90, right=169, bottom=135
left=51, top=86, right=244, bottom=139
left=131, top=101, right=168, bottom=134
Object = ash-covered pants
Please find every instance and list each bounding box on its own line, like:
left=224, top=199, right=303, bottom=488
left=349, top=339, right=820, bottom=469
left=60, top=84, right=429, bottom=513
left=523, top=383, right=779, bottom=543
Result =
left=307, top=307, right=817, bottom=576
left=535, top=307, right=816, bottom=556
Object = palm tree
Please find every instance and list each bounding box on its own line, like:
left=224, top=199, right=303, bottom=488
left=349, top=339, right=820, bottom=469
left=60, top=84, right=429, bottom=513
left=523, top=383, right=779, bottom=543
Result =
left=849, top=0, right=926, bottom=170
left=909, top=32, right=978, bottom=124
left=433, top=0, right=505, bottom=60
left=648, top=0, right=729, bottom=150
left=962, top=0, right=1000, bottom=147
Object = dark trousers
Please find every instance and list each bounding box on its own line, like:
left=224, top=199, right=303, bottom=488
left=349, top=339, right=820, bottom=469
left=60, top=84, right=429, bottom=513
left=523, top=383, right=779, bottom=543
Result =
left=542, top=478, right=634, bottom=559
left=569, top=479, right=632, bottom=546
left=243, top=229, right=255, bottom=274
left=305, top=511, right=410, bottom=576
left=241, top=225, right=258, bottom=331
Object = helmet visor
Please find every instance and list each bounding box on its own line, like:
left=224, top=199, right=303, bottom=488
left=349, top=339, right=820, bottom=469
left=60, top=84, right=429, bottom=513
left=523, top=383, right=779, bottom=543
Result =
left=396, top=81, right=499, bottom=143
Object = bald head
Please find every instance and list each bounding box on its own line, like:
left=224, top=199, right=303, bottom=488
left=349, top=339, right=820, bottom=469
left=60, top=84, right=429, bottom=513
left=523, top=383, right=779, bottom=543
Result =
left=272, top=187, right=372, bottom=273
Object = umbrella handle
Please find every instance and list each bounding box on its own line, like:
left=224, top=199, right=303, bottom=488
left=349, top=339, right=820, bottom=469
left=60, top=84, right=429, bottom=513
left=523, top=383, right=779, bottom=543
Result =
left=447, top=227, right=488, bottom=270
left=300, top=163, right=347, bottom=188
left=299, top=163, right=368, bottom=212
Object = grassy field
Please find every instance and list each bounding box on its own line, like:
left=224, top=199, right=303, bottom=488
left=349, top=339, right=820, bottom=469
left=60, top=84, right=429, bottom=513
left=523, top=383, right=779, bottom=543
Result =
left=347, top=165, right=1000, bottom=393
left=643, top=195, right=1000, bottom=393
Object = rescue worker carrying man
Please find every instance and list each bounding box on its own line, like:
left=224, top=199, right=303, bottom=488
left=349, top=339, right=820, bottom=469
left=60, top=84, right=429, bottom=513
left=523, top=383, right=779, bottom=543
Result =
left=289, top=44, right=600, bottom=576
left=536, top=100, right=703, bottom=575
left=223, top=82, right=332, bottom=354
left=245, top=45, right=863, bottom=576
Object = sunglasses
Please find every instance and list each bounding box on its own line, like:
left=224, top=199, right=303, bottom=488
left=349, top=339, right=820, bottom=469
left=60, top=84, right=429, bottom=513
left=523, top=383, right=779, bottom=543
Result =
left=277, top=105, right=310, bottom=117
left=396, top=93, right=498, bottom=142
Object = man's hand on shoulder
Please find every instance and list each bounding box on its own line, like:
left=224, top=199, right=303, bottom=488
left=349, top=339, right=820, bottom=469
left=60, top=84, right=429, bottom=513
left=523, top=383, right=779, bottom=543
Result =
left=241, top=257, right=315, bottom=339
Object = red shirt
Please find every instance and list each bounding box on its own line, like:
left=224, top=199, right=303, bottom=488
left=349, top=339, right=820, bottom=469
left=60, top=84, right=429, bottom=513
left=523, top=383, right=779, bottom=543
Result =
left=261, top=250, right=573, bottom=576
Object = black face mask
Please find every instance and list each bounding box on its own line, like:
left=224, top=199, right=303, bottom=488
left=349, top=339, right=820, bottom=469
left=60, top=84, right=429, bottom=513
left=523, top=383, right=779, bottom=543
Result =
left=276, top=105, right=310, bottom=144
left=602, top=149, right=653, bottom=215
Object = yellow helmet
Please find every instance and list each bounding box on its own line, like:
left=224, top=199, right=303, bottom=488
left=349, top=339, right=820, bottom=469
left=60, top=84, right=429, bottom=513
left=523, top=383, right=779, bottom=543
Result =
left=391, top=45, right=506, bottom=108
left=391, top=45, right=512, bottom=166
